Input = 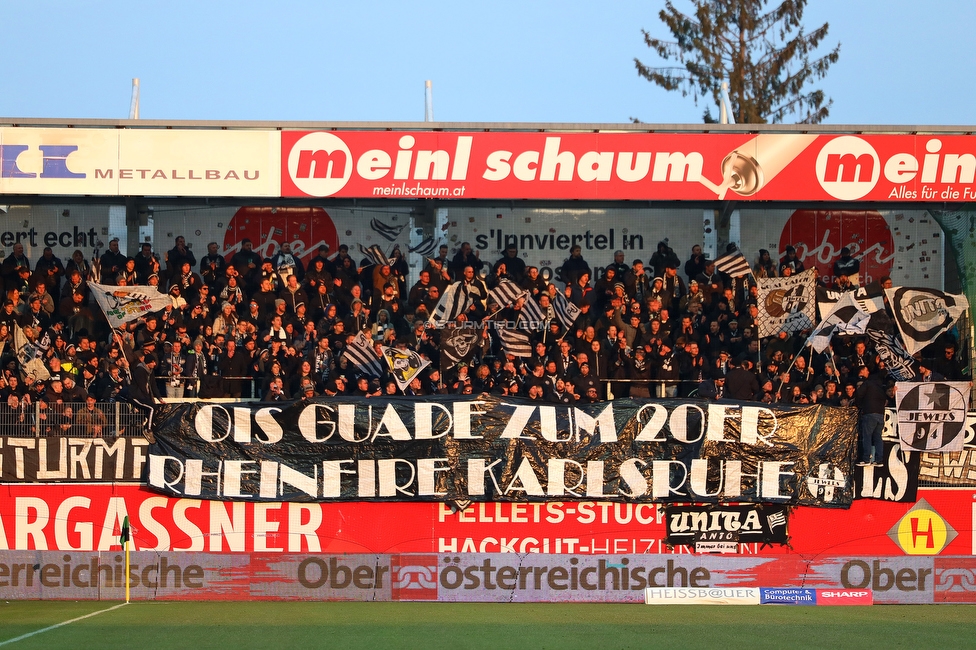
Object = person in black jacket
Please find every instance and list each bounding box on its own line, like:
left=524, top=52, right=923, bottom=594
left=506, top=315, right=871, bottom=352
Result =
left=129, top=350, right=161, bottom=405
left=853, top=365, right=886, bottom=466
left=725, top=358, right=760, bottom=401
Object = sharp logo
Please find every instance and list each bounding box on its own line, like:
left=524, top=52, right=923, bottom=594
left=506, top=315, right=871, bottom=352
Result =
left=888, top=499, right=957, bottom=555
left=287, top=132, right=353, bottom=197
left=816, top=136, right=881, bottom=200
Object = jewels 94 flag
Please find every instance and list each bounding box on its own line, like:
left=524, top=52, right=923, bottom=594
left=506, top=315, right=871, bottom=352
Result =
left=87, top=282, right=172, bottom=327
left=895, top=381, right=971, bottom=453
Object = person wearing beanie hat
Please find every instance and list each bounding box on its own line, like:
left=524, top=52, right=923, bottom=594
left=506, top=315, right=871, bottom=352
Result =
left=779, top=245, right=805, bottom=275
left=754, top=248, right=777, bottom=279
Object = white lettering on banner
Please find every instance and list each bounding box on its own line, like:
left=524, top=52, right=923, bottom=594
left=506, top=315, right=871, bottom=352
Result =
left=193, top=400, right=780, bottom=447
left=481, top=139, right=704, bottom=184
left=0, top=437, right=147, bottom=482
left=0, top=495, right=343, bottom=553
left=816, top=135, right=976, bottom=201
left=147, top=453, right=808, bottom=501
left=634, top=404, right=777, bottom=445
left=286, top=133, right=711, bottom=197
left=290, top=133, right=472, bottom=198
left=435, top=501, right=663, bottom=526
left=668, top=509, right=763, bottom=534
left=149, top=399, right=837, bottom=503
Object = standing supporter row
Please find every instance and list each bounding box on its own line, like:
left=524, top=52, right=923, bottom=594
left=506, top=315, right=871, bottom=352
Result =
left=0, top=233, right=965, bottom=415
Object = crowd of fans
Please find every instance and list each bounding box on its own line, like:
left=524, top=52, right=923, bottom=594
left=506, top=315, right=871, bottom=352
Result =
left=0, top=232, right=967, bottom=424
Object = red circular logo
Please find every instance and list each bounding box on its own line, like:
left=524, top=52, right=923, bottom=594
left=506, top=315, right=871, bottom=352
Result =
left=221, top=207, right=339, bottom=265
left=779, top=210, right=895, bottom=285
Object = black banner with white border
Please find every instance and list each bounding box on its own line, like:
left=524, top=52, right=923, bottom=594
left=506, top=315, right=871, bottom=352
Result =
left=0, top=436, right=148, bottom=483
left=146, top=397, right=858, bottom=507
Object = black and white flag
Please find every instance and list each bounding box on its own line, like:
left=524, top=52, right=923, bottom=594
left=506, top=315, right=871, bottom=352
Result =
left=552, top=290, right=581, bottom=330
left=488, top=280, right=525, bottom=311
left=519, top=295, right=546, bottom=329
left=885, top=287, right=969, bottom=355
left=428, top=282, right=471, bottom=326
left=895, top=381, right=971, bottom=453
left=440, top=327, right=481, bottom=367
left=808, top=292, right=870, bottom=353
left=713, top=249, right=752, bottom=279
left=499, top=328, right=533, bottom=357
left=341, top=331, right=385, bottom=378
left=866, top=311, right=918, bottom=381
left=756, top=268, right=817, bottom=337
left=358, top=243, right=391, bottom=268
left=816, top=285, right=885, bottom=314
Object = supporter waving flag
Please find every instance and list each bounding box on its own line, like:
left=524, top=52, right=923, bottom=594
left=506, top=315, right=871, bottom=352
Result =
left=518, top=294, right=545, bottom=329
left=381, top=346, right=430, bottom=391
left=884, top=286, right=969, bottom=355
left=552, top=291, right=581, bottom=330
left=756, top=268, right=817, bottom=337
left=499, top=327, right=533, bottom=357
left=808, top=292, right=870, bottom=353
left=428, top=282, right=471, bottom=326
left=87, top=282, right=172, bottom=328
left=713, top=249, right=752, bottom=279
left=441, top=327, right=480, bottom=367
left=358, top=243, right=391, bottom=267
left=342, top=331, right=385, bottom=378
left=488, top=279, right=525, bottom=310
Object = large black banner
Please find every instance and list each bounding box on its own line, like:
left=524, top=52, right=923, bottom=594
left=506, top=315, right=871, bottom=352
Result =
left=146, top=396, right=859, bottom=507
left=0, top=436, right=148, bottom=483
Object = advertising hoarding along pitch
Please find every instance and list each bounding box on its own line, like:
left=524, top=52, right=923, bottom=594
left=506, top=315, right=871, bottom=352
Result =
left=2, top=484, right=973, bottom=559
left=0, top=546, right=961, bottom=604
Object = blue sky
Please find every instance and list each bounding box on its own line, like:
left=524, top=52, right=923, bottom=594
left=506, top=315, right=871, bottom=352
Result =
left=1, top=0, right=973, bottom=126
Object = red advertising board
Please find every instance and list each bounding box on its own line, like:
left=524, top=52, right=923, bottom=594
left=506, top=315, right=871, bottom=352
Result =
left=280, top=131, right=976, bottom=202
left=1, top=485, right=974, bottom=603
left=1, top=484, right=971, bottom=558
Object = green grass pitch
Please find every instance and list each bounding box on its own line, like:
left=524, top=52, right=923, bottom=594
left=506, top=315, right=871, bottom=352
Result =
left=1, top=601, right=976, bottom=649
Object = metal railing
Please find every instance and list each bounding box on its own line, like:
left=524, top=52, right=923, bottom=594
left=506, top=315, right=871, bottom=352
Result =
left=0, top=401, right=147, bottom=438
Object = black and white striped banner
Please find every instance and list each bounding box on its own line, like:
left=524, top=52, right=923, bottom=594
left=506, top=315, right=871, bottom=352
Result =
left=341, top=331, right=385, bottom=377
left=429, top=282, right=471, bottom=326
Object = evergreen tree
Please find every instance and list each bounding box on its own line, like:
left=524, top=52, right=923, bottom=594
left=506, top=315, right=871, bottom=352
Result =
left=635, top=0, right=840, bottom=124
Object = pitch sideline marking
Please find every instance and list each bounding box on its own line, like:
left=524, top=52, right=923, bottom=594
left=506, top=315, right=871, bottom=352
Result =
left=0, top=602, right=128, bottom=647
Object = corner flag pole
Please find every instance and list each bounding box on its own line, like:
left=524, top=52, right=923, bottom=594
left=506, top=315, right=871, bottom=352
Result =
left=120, top=515, right=131, bottom=603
